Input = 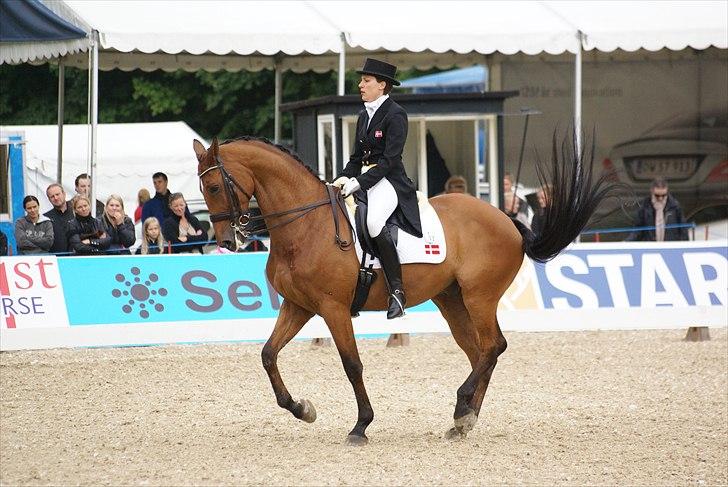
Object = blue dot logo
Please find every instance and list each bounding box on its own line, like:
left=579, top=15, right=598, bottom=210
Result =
left=111, top=267, right=167, bottom=319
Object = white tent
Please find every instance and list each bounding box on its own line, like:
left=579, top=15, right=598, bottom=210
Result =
left=0, top=122, right=207, bottom=216
left=3, top=1, right=725, bottom=206
left=58, top=1, right=727, bottom=72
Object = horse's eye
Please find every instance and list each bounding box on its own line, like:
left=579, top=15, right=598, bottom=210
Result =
left=208, top=184, right=221, bottom=195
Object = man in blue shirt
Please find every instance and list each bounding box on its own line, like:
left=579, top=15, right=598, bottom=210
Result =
left=141, top=172, right=172, bottom=224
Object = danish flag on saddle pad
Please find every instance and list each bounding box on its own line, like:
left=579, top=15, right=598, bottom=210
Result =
left=345, top=191, right=446, bottom=268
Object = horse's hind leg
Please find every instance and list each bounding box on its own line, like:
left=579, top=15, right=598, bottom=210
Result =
left=261, top=299, right=316, bottom=423
left=469, top=318, right=506, bottom=416
left=432, top=282, right=484, bottom=439
left=450, top=289, right=507, bottom=437
left=319, top=302, right=374, bottom=446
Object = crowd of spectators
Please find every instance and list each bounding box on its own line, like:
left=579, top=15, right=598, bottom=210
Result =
left=497, top=174, right=688, bottom=241
left=0, top=171, right=692, bottom=257
left=2, top=171, right=227, bottom=257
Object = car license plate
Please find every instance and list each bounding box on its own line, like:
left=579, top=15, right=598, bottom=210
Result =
left=626, top=155, right=701, bottom=181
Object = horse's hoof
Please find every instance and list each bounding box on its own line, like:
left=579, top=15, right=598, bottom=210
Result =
left=298, top=398, right=316, bottom=423
left=454, top=410, right=478, bottom=433
left=444, top=426, right=467, bottom=441
left=345, top=434, right=369, bottom=446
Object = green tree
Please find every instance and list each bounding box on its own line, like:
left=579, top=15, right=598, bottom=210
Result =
left=1, top=63, right=437, bottom=139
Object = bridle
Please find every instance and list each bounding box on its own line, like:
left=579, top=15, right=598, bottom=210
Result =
left=198, top=154, right=353, bottom=251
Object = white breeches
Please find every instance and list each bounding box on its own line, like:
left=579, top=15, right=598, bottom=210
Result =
left=366, top=178, right=398, bottom=237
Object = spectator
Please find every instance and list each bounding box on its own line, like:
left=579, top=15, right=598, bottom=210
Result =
left=136, top=217, right=166, bottom=255
left=101, top=194, right=136, bottom=255
left=14, top=196, right=54, bottom=255
left=162, top=193, right=207, bottom=254
left=626, top=177, right=688, bottom=241
left=44, top=183, right=76, bottom=255
left=134, top=188, right=151, bottom=224
left=67, top=196, right=111, bottom=256
left=0, top=230, right=7, bottom=256
left=503, top=172, right=530, bottom=228
left=142, top=172, right=175, bottom=224
left=440, top=175, right=468, bottom=195
left=74, top=173, right=104, bottom=217
left=530, top=185, right=550, bottom=236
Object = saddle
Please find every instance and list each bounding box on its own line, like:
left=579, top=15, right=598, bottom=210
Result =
left=342, top=189, right=447, bottom=316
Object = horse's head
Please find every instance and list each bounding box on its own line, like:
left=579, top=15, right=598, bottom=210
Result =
left=194, top=137, right=256, bottom=251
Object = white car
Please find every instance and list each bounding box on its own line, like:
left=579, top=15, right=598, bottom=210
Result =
left=603, top=110, right=728, bottom=214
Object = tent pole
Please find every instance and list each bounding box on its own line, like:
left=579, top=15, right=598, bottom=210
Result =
left=573, top=30, right=584, bottom=243
left=57, top=57, right=65, bottom=184
left=274, top=62, right=282, bottom=143
left=90, top=31, right=99, bottom=211
left=574, top=30, right=583, bottom=157
left=338, top=32, right=346, bottom=96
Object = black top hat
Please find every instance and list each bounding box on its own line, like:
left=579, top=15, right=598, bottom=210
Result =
left=356, top=58, right=401, bottom=86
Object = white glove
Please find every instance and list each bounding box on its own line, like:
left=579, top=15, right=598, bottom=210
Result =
left=331, top=176, right=349, bottom=189
left=342, top=177, right=361, bottom=197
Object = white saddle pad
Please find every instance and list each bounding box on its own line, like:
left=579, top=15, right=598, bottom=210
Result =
left=344, top=191, right=446, bottom=268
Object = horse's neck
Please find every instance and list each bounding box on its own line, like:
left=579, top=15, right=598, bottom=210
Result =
left=246, top=147, right=324, bottom=244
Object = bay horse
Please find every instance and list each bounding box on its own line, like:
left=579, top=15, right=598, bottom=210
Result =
left=193, top=134, right=612, bottom=445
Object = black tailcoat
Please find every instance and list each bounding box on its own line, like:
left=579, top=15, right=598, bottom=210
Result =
left=340, top=97, right=422, bottom=238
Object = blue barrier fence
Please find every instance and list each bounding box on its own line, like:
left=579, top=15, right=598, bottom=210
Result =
left=581, top=222, right=696, bottom=236
left=5, top=222, right=704, bottom=257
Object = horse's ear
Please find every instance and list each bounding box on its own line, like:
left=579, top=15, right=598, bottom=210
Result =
left=211, top=137, right=220, bottom=159
left=192, top=139, right=207, bottom=162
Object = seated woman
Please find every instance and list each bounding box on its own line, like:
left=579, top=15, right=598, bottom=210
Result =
left=100, top=194, right=136, bottom=255
left=162, top=193, right=206, bottom=254
left=136, top=217, right=166, bottom=255
left=67, top=195, right=111, bottom=256
left=14, top=195, right=54, bottom=254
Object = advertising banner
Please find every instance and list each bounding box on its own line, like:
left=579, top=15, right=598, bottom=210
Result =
left=534, top=242, right=727, bottom=310
left=0, top=255, right=69, bottom=329
left=1, top=241, right=725, bottom=350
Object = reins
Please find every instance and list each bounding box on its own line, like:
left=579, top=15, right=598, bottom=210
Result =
left=198, top=154, right=353, bottom=251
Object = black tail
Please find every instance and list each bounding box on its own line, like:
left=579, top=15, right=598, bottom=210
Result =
left=511, top=131, right=616, bottom=263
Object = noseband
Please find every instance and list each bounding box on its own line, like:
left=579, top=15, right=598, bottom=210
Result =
left=198, top=155, right=353, bottom=251
left=198, top=155, right=254, bottom=248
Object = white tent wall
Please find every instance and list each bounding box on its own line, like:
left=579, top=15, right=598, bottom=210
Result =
left=0, top=122, right=207, bottom=217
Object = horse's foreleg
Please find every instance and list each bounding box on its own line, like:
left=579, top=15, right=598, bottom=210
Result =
left=261, top=299, right=315, bottom=422
left=320, top=304, right=374, bottom=446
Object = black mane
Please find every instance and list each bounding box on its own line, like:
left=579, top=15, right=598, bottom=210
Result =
left=221, top=135, right=323, bottom=182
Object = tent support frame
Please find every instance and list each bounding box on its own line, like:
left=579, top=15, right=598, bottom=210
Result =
left=56, top=57, right=64, bottom=183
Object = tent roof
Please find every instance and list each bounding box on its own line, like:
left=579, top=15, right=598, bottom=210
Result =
left=0, top=0, right=90, bottom=64
left=0, top=0, right=85, bottom=42
left=50, top=0, right=727, bottom=73
left=400, top=66, right=487, bottom=89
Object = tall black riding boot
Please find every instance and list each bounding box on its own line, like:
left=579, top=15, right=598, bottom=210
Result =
left=373, top=226, right=406, bottom=319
